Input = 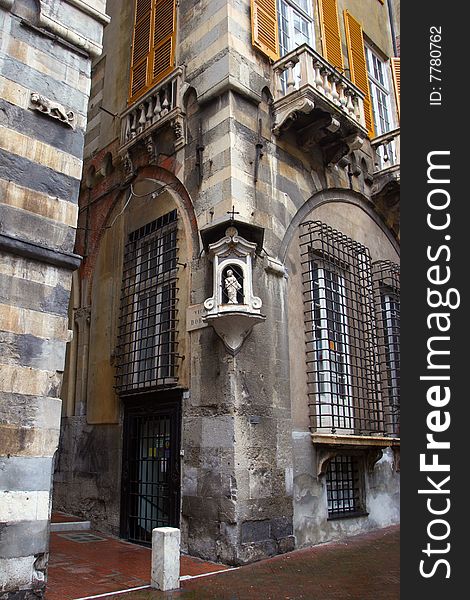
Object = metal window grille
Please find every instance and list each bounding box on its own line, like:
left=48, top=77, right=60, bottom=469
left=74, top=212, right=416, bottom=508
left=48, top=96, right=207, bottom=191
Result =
left=300, top=221, right=383, bottom=435
left=372, top=261, right=400, bottom=436
left=326, top=455, right=363, bottom=518
left=116, top=210, right=179, bottom=394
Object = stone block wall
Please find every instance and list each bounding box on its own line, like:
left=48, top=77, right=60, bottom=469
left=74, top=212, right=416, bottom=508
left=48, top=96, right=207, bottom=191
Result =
left=52, top=0, right=400, bottom=567
left=0, top=1, right=108, bottom=597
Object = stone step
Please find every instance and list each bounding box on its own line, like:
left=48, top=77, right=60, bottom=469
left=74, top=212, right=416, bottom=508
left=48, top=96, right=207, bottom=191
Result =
left=50, top=520, right=91, bottom=532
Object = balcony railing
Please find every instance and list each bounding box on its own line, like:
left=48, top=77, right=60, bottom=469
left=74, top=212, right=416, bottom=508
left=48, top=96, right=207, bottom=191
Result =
left=272, top=44, right=367, bottom=139
left=119, top=67, right=185, bottom=155
left=371, top=128, right=400, bottom=173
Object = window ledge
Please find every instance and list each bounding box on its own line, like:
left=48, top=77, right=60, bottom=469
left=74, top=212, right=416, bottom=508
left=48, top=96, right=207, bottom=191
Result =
left=327, top=510, right=369, bottom=521
left=311, top=433, right=400, bottom=448
left=312, top=433, right=401, bottom=476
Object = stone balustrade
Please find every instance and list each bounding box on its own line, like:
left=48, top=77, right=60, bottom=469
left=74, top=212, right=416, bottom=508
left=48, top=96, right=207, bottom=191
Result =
left=119, top=67, right=185, bottom=153
left=371, top=128, right=400, bottom=173
left=272, top=44, right=367, bottom=136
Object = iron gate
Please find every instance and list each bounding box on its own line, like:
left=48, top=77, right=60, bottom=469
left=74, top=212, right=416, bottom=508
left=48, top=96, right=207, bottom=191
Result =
left=121, top=396, right=181, bottom=545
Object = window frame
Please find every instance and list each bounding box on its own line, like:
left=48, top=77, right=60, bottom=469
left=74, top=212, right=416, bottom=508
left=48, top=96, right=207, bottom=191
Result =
left=308, top=256, right=354, bottom=432
left=278, top=0, right=315, bottom=57
left=365, top=44, right=394, bottom=136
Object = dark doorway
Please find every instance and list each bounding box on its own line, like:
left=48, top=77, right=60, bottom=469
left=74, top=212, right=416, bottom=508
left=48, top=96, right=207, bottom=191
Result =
left=121, top=394, right=181, bottom=545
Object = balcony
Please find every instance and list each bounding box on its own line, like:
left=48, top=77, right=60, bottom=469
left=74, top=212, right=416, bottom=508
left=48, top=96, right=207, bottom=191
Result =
left=272, top=44, right=367, bottom=164
left=371, top=127, right=400, bottom=175
left=370, top=128, right=400, bottom=237
left=119, top=67, right=185, bottom=166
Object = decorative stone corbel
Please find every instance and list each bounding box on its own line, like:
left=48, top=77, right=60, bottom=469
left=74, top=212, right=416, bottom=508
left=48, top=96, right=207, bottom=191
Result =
left=345, top=133, right=365, bottom=153
left=145, top=134, right=157, bottom=162
left=325, top=117, right=341, bottom=133
left=366, top=448, right=384, bottom=473
left=273, top=97, right=315, bottom=136
left=171, top=114, right=186, bottom=150
left=316, top=449, right=338, bottom=478
left=29, top=92, right=75, bottom=128
left=122, top=151, right=135, bottom=180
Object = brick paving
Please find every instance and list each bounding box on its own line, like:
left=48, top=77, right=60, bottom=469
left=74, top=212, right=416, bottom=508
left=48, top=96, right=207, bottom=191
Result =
left=45, top=529, right=228, bottom=600
left=46, top=525, right=399, bottom=600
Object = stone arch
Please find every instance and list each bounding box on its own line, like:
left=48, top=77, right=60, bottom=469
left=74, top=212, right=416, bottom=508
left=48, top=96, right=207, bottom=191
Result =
left=83, top=165, right=199, bottom=304
left=279, top=188, right=399, bottom=262
left=133, top=165, right=200, bottom=258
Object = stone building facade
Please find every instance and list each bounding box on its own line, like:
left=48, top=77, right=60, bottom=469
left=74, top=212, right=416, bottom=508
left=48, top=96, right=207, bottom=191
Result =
left=0, top=1, right=108, bottom=597
left=54, top=0, right=400, bottom=566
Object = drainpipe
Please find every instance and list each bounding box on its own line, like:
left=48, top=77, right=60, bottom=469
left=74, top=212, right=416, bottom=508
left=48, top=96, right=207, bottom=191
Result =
left=387, top=0, right=398, bottom=57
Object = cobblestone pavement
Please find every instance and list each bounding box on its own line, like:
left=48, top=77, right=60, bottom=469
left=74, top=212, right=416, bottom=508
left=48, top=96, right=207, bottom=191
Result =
left=46, top=525, right=399, bottom=600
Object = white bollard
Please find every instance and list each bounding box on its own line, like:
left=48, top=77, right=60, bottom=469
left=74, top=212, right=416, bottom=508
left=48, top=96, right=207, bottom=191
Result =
left=151, top=527, right=181, bottom=591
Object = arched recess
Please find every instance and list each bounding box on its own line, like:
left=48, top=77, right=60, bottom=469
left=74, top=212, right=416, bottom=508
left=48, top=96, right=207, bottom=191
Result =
left=279, top=188, right=399, bottom=263
left=134, top=165, right=200, bottom=258
left=83, top=166, right=200, bottom=305
left=282, top=187, right=400, bottom=435
left=85, top=166, right=198, bottom=424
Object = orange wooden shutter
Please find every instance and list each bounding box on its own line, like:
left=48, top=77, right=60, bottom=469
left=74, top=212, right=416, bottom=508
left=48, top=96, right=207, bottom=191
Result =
left=129, top=0, right=152, bottom=102
left=391, top=57, right=400, bottom=119
left=344, top=10, right=374, bottom=137
left=153, top=0, right=176, bottom=84
left=251, top=0, right=279, bottom=61
left=319, top=0, right=344, bottom=70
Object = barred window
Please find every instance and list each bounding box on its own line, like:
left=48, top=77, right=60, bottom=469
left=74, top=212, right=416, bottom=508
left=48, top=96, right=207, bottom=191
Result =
left=301, top=221, right=383, bottom=435
left=116, top=210, right=179, bottom=393
left=326, top=455, right=365, bottom=518
left=373, top=261, right=400, bottom=436
left=301, top=222, right=401, bottom=437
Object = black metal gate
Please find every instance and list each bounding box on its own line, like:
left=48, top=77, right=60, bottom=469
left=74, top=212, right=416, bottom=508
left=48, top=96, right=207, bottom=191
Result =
left=121, top=395, right=181, bottom=545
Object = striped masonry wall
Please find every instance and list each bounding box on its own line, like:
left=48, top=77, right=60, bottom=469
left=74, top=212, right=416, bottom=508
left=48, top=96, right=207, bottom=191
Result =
left=0, top=1, right=108, bottom=597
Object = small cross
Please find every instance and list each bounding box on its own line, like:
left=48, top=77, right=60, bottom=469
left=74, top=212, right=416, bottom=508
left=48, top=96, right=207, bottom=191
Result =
left=227, top=206, right=240, bottom=221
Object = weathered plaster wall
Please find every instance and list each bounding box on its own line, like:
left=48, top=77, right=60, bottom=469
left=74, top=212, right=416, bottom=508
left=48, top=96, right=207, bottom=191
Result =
left=285, top=201, right=400, bottom=548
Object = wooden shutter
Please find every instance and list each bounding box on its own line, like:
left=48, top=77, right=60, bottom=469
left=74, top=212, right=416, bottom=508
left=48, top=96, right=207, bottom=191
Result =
left=318, top=0, right=344, bottom=70
left=153, top=0, right=176, bottom=84
left=129, top=0, right=176, bottom=104
left=344, top=10, right=374, bottom=137
left=130, top=0, right=152, bottom=102
left=251, top=0, right=279, bottom=61
left=391, top=57, right=400, bottom=119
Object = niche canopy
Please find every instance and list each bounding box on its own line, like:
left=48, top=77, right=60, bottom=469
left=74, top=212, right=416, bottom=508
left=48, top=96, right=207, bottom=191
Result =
left=204, top=225, right=265, bottom=354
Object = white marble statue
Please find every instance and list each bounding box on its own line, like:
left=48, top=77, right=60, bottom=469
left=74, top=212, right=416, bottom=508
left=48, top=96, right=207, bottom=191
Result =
left=224, top=269, right=241, bottom=304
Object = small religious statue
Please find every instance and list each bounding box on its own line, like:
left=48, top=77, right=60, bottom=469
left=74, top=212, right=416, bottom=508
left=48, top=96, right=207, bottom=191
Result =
left=224, top=269, right=242, bottom=304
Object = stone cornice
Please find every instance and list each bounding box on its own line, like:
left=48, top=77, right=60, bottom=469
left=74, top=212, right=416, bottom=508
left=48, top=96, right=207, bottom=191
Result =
left=0, top=233, right=82, bottom=271
left=63, top=0, right=110, bottom=25
left=38, top=12, right=103, bottom=58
